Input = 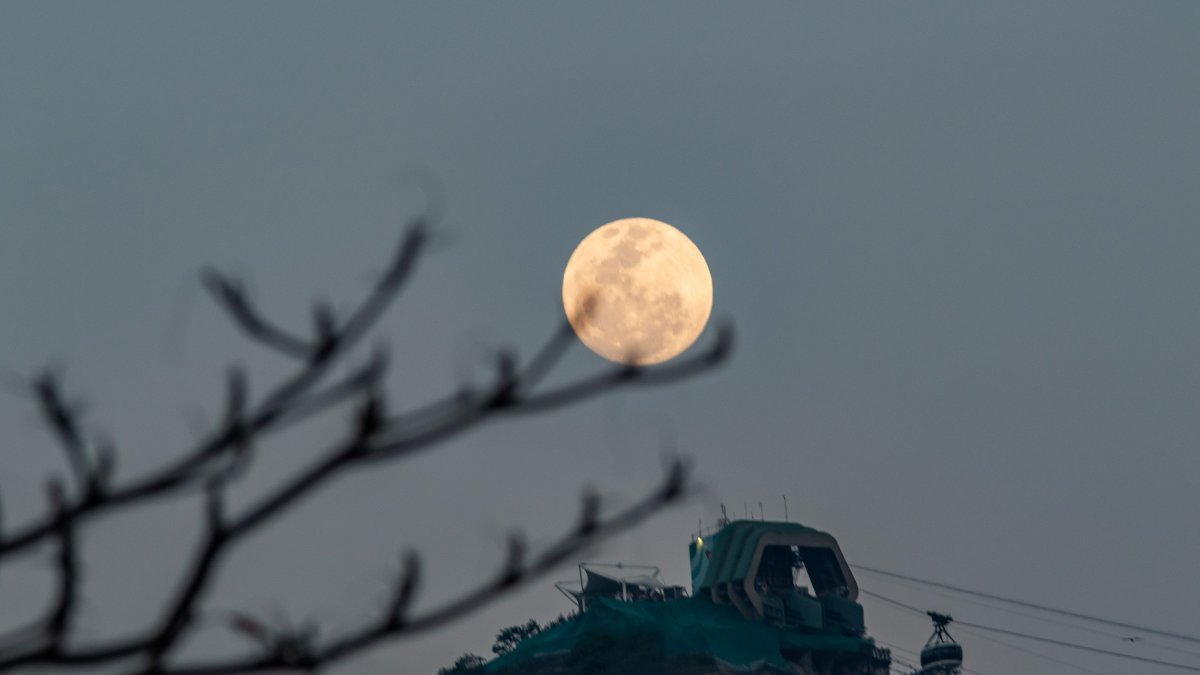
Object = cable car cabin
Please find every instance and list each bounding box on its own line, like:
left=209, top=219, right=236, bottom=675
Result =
left=913, top=612, right=964, bottom=675
left=921, top=644, right=964, bottom=668
left=689, top=520, right=865, bottom=634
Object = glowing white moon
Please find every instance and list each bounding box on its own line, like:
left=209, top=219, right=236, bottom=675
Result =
left=562, top=217, right=713, bottom=365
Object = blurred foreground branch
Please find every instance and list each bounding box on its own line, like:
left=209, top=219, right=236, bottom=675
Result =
left=0, top=206, right=732, bottom=674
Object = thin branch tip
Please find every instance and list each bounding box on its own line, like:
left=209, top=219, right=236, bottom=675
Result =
left=577, top=489, right=601, bottom=535
left=0, top=214, right=731, bottom=673
left=389, top=551, right=422, bottom=624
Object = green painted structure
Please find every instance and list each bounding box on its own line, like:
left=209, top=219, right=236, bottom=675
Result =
left=483, top=519, right=893, bottom=675
left=485, top=595, right=878, bottom=674
left=689, top=520, right=861, bottom=633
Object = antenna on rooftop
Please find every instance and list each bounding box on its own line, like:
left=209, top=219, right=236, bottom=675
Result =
left=783, top=495, right=789, bottom=521
left=759, top=501, right=764, bottom=521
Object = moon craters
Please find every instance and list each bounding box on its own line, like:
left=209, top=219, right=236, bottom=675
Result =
left=562, top=218, right=712, bottom=365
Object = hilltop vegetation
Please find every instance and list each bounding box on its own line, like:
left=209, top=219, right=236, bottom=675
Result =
left=439, top=616, right=715, bottom=675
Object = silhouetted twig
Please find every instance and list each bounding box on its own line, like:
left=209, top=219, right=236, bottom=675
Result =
left=0, top=209, right=732, bottom=674
left=0, top=222, right=432, bottom=559
left=153, top=462, right=689, bottom=674
left=31, top=372, right=91, bottom=495
left=46, top=480, right=79, bottom=647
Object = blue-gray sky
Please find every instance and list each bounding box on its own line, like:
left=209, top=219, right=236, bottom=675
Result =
left=3, top=3, right=1199, bottom=673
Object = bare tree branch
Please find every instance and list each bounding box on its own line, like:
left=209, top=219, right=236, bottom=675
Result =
left=46, top=479, right=79, bottom=647
left=0, top=222, right=430, bottom=559
left=150, top=460, right=690, bottom=675
left=31, top=372, right=92, bottom=494
left=199, top=272, right=313, bottom=361
left=0, top=214, right=732, bottom=674
left=0, top=480, right=81, bottom=662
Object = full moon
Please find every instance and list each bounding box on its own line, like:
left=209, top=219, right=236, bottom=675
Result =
left=562, top=217, right=713, bottom=366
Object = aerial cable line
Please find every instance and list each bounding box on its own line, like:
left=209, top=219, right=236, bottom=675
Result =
left=871, top=593, right=1085, bottom=675
left=869, top=583, right=1107, bottom=673
left=854, top=563, right=1200, bottom=645
left=867, top=568, right=1139, bottom=644
left=1138, top=639, right=1200, bottom=663
left=860, top=589, right=1200, bottom=673
left=859, top=587, right=934, bottom=616
left=876, top=645, right=920, bottom=672
left=954, top=625, right=1105, bottom=675
left=956, top=620, right=1200, bottom=673
left=865, top=568, right=1200, bottom=662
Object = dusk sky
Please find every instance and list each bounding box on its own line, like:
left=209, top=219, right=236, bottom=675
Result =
left=3, top=3, right=1199, bottom=674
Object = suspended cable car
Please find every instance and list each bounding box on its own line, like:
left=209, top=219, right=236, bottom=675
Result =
left=919, top=611, right=963, bottom=674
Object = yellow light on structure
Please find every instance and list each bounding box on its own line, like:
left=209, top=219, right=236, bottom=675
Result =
left=696, top=537, right=704, bottom=548
left=562, top=217, right=713, bottom=366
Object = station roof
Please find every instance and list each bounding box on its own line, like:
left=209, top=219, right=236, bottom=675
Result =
left=692, top=520, right=855, bottom=599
